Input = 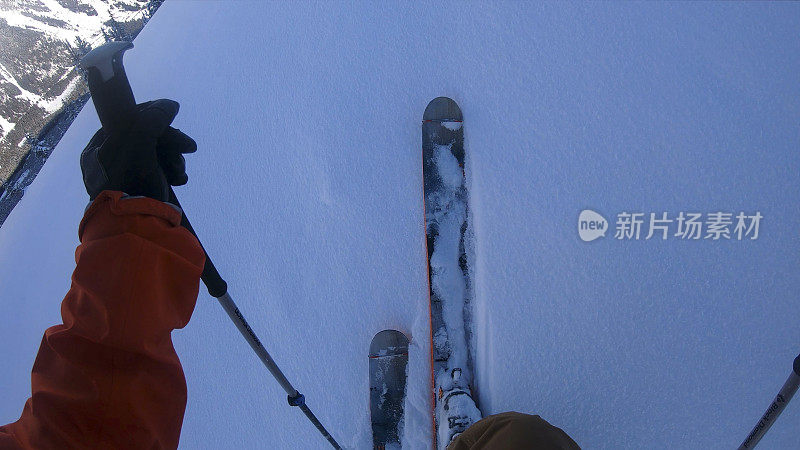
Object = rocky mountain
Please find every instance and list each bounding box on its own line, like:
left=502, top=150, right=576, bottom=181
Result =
left=0, top=0, right=160, bottom=225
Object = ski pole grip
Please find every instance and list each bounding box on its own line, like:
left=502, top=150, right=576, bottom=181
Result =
left=81, top=41, right=228, bottom=299
left=79, top=41, right=137, bottom=135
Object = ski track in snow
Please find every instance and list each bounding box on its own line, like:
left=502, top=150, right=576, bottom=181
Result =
left=399, top=303, right=435, bottom=450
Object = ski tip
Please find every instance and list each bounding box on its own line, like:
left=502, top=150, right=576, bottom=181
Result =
left=423, top=97, right=462, bottom=122
left=370, top=330, right=410, bottom=357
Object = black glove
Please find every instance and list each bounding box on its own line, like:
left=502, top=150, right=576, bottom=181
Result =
left=80, top=99, right=197, bottom=202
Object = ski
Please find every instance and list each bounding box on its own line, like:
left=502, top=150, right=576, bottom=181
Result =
left=369, top=329, right=410, bottom=449
left=421, top=97, right=482, bottom=449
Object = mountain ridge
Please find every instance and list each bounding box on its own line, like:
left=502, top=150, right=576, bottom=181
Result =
left=0, top=0, right=161, bottom=226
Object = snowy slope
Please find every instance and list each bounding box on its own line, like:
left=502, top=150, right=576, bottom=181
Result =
left=1, top=2, right=799, bottom=449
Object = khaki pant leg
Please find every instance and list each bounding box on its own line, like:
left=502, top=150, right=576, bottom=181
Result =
left=447, top=411, right=580, bottom=450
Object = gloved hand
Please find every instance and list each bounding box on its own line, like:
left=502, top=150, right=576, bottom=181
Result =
left=80, top=99, right=197, bottom=203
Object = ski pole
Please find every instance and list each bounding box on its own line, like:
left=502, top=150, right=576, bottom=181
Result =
left=738, top=353, right=800, bottom=449
left=79, top=41, right=342, bottom=450
left=171, top=195, right=341, bottom=449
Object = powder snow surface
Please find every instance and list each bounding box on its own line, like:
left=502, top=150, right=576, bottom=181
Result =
left=1, top=2, right=799, bottom=449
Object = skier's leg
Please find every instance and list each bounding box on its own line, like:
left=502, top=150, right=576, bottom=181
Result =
left=447, top=411, right=580, bottom=450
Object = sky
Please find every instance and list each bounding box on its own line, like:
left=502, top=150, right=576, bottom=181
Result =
left=1, top=2, right=799, bottom=449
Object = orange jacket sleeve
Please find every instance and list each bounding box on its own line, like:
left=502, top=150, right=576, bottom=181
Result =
left=0, top=190, right=205, bottom=450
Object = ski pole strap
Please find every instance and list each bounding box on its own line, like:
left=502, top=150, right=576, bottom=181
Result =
left=738, top=353, right=800, bottom=449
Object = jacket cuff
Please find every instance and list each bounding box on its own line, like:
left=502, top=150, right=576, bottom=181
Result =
left=79, top=190, right=184, bottom=241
